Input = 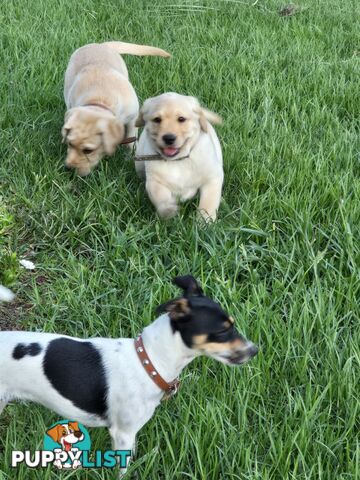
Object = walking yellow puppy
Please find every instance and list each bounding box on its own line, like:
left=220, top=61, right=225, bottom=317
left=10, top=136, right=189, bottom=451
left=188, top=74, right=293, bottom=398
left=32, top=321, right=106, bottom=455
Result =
left=135, top=93, right=223, bottom=221
left=62, top=42, right=170, bottom=176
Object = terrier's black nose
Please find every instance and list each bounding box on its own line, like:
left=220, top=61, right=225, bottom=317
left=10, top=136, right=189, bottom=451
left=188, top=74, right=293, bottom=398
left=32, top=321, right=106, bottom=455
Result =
left=162, top=134, right=176, bottom=145
left=74, top=431, right=82, bottom=438
left=248, top=344, right=259, bottom=358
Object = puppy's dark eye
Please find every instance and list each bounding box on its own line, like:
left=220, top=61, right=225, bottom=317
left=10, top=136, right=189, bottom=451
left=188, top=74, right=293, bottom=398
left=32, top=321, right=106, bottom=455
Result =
left=153, top=117, right=162, bottom=124
left=82, top=148, right=94, bottom=155
left=178, top=117, right=186, bottom=123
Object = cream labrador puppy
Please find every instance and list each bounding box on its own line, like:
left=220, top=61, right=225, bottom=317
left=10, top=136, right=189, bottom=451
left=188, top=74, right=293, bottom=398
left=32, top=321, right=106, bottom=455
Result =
left=135, top=93, right=223, bottom=221
left=63, top=42, right=170, bottom=176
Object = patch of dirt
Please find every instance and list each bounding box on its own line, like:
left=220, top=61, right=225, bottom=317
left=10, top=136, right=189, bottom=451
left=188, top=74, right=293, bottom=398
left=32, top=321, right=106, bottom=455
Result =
left=279, top=4, right=301, bottom=16
left=0, top=299, right=33, bottom=331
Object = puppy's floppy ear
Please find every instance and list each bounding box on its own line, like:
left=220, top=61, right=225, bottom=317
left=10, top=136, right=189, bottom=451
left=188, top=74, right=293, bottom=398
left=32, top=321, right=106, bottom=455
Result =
left=61, top=109, right=76, bottom=142
left=157, top=298, right=190, bottom=319
left=135, top=97, right=153, bottom=127
left=173, top=275, right=203, bottom=297
left=195, top=107, right=222, bottom=133
left=98, top=118, right=124, bottom=155
left=61, top=127, right=70, bottom=143
left=135, top=110, right=145, bottom=127
left=46, top=424, right=62, bottom=443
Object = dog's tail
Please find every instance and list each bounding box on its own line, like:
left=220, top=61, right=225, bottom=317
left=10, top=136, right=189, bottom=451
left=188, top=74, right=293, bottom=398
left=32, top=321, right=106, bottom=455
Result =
left=103, top=41, right=171, bottom=58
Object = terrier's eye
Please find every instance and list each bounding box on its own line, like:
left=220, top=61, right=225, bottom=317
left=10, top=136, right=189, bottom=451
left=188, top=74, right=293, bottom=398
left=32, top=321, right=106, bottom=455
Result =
left=178, top=116, right=186, bottom=123
left=82, top=148, right=94, bottom=155
left=153, top=117, right=162, bottom=124
left=217, top=329, right=232, bottom=339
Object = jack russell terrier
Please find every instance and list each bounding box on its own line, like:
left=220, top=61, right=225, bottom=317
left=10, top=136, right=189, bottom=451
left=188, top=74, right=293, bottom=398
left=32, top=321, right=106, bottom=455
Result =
left=0, top=276, right=258, bottom=476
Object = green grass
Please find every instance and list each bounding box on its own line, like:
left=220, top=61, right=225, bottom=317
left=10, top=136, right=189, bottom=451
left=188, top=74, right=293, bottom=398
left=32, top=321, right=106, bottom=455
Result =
left=0, top=0, right=359, bottom=478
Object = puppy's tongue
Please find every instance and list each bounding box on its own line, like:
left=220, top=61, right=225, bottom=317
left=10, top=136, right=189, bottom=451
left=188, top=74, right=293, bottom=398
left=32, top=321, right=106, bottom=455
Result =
left=64, top=441, right=72, bottom=452
left=163, top=147, right=179, bottom=157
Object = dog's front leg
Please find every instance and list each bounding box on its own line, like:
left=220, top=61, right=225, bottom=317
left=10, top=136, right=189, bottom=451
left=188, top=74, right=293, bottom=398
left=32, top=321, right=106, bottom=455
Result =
left=146, top=180, right=178, bottom=219
left=110, top=427, right=136, bottom=478
left=198, top=179, right=223, bottom=222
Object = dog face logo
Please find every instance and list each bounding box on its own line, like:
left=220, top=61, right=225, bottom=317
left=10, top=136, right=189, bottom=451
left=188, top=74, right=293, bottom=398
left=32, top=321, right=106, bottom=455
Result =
left=46, top=421, right=84, bottom=452
left=44, top=420, right=90, bottom=470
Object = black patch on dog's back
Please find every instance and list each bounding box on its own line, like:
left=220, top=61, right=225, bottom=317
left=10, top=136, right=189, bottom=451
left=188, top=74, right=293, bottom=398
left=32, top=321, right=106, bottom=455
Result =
left=13, top=343, right=42, bottom=360
left=43, top=338, right=107, bottom=417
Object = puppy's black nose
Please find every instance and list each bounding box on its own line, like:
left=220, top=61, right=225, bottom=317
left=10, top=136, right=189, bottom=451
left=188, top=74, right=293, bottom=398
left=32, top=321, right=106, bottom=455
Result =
left=64, top=164, right=72, bottom=171
left=162, top=134, right=176, bottom=145
left=74, top=431, right=82, bottom=438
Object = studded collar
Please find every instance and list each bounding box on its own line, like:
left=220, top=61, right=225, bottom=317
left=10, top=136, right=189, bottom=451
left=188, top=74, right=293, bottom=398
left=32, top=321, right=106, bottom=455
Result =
left=134, top=334, right=180, bottom=400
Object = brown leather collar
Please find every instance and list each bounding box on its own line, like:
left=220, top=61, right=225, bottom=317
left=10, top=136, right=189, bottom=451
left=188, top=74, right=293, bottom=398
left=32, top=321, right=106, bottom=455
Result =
left=134, top=153, right=189, bottom=162
left=134, top=145, right=194, bottom=162
left=135, top=335, right=180, bottom=399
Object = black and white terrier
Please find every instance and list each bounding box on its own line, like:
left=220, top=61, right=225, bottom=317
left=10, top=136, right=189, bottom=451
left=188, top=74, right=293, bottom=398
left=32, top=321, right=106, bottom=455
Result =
left=0, top=276, right=258, bottom=476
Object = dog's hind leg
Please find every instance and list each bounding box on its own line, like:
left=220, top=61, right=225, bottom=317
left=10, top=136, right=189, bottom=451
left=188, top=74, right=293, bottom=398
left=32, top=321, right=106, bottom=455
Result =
left=0, top=386, right=9, bottom=415
left=0, top=400, right=7, bottom=416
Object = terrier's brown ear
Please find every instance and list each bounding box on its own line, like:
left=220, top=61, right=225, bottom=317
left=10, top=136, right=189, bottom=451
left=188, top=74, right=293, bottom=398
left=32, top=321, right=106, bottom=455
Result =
left=157, top=298, right=190, bottom=319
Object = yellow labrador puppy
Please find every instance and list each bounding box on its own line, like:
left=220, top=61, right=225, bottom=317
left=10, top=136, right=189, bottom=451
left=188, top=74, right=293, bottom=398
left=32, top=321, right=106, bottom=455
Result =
left=135, top=93, right=223, bottom=221
left=63, top=42, right=170, bottom=176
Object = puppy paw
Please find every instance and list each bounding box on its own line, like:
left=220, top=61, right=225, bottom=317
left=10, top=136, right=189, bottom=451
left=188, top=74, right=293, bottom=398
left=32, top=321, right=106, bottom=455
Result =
left=198, top=208, right=216, bottom=223
left=158, top=205, right=178, bottom=219
left=76, top=167, right=92, bottom=177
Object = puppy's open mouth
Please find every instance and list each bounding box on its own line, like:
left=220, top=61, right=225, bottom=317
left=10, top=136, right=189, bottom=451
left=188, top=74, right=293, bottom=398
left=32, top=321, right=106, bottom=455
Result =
left=161, top=147, right=180, bottom=157
left=63, top=440, right=72, bottom=452
left=228, top=356, right=250, bottom=365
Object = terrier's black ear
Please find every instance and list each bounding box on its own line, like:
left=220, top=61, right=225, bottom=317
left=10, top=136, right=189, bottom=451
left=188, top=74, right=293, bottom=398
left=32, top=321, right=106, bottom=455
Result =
left=156, top=298, right=190, bottom=319
left=172, top=275, right=203, bottom=297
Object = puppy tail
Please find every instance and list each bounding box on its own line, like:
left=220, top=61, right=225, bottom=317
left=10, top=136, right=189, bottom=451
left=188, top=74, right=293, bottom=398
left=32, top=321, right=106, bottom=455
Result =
left=102, top=41, right=171, bottom=58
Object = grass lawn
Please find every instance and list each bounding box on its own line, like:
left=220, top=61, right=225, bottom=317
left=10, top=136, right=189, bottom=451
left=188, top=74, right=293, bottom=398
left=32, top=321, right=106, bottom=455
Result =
left=0, top=0, right=359, bottom=478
